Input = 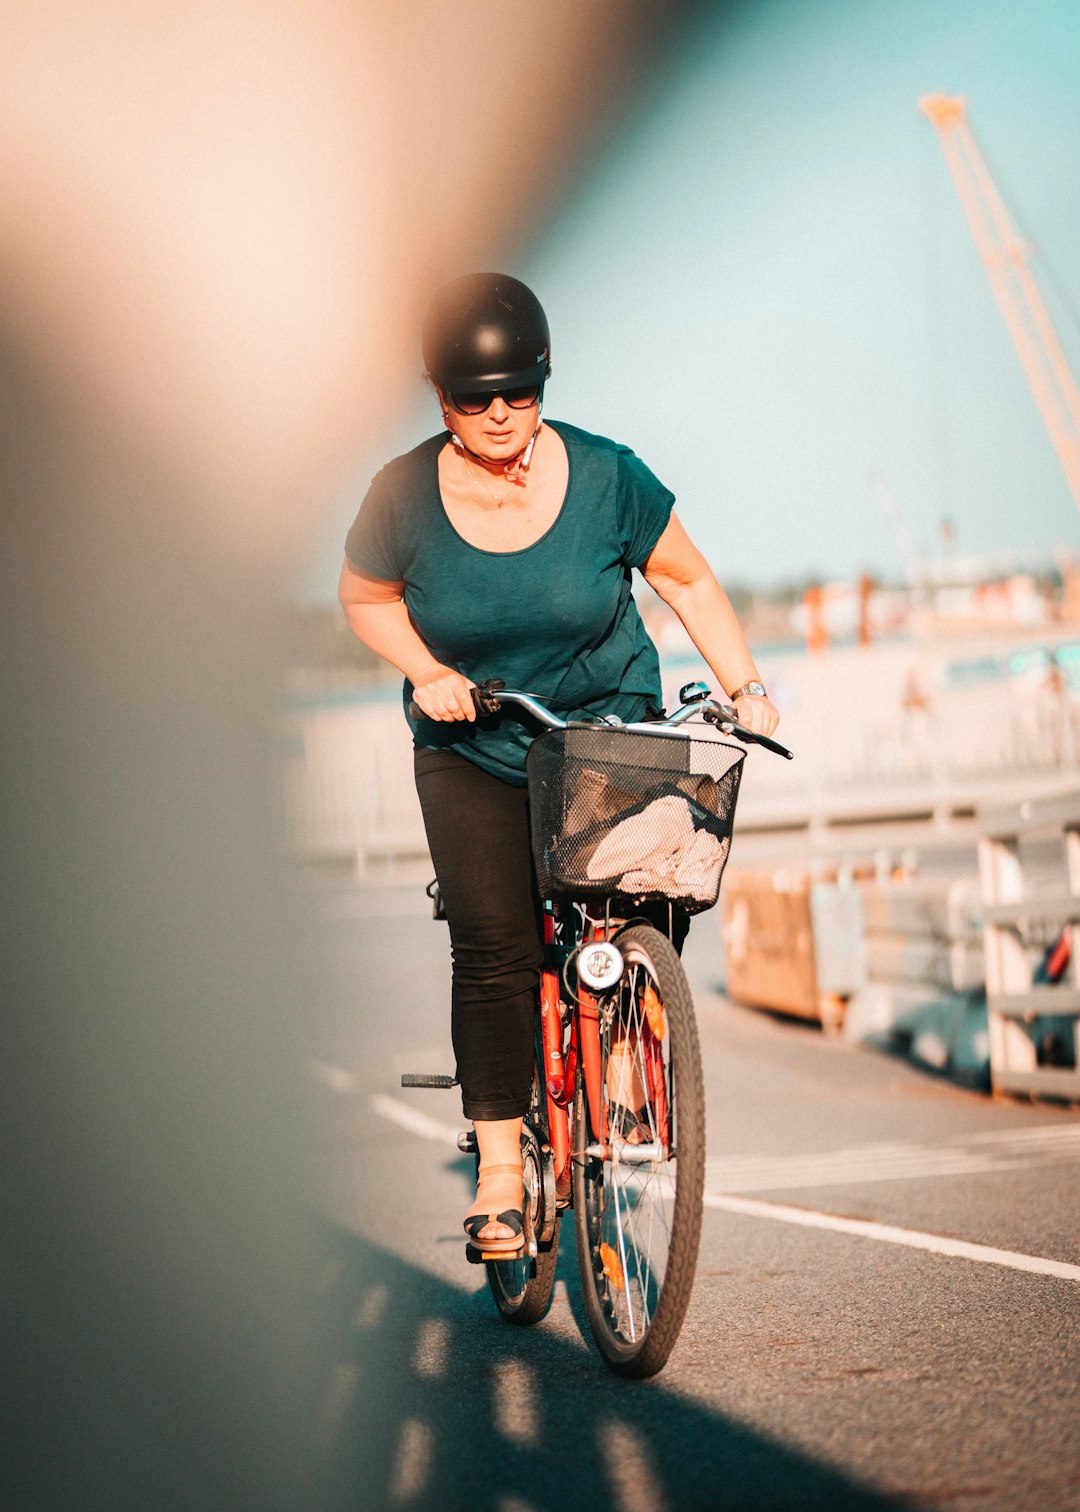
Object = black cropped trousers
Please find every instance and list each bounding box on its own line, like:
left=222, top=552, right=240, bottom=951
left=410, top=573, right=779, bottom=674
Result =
left=414, top=745, right=542, bottom=1121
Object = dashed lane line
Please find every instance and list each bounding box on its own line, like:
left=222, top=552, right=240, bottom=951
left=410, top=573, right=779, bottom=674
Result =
left=371, top=1093, right=462, bottom=1147
left=706, top=1124, right=1080, bottom=1193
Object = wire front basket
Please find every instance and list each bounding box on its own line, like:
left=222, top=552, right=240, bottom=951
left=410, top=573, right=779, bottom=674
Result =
left=526, top=724, right=745, bottom=915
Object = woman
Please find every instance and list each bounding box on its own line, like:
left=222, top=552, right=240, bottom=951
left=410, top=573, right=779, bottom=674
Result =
left=339, top=272, right=779, bottom=1257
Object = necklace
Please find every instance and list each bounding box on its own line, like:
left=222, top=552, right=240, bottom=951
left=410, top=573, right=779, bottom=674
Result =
left=459, top=447, right=513, bottom=507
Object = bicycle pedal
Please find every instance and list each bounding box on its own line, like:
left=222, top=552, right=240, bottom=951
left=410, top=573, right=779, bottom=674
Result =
left=400, top=1073, right=458, bottom=1089
left=456, top=1128, right=478, bottom=1154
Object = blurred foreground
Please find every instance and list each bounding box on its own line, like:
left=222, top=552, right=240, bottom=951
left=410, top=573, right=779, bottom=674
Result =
left=1, top=3, right=699, bottom=1506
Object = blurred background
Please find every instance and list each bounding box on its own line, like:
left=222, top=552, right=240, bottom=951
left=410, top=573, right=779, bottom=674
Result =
left=290, top=0, right=1080, bottom=890
left=5, top=0, right=1079, bottom=1507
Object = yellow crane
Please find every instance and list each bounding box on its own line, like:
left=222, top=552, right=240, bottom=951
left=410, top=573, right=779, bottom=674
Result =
left=920, top=94, right=1080, bottom=516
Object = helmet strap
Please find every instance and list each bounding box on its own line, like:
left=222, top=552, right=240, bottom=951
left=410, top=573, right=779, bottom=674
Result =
left=503, top=393, right=544, bottom=483
left=441, top=390, right=544, bottom=483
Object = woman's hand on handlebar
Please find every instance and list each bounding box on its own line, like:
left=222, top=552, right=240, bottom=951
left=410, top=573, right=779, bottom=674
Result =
left=731, top=692, right=780, bottom=739
left=411, top=666, right=478, bottom=722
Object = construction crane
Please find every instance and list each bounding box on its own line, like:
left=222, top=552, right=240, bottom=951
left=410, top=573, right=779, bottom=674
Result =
left=920, top=94, right=1080, bottom=516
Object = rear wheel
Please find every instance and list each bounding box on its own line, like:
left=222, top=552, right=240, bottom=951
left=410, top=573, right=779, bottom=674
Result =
left=572, top=925, right=704, bottom=1377
left=486, top=1091, right=561, bottom=1325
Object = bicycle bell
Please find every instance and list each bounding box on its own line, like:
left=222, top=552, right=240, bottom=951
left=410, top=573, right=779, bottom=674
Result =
left=574, top=940, right=625, bottom=993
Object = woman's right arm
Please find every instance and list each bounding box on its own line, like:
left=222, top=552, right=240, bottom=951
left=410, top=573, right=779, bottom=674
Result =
left=337, top=557, right=477, bottom=721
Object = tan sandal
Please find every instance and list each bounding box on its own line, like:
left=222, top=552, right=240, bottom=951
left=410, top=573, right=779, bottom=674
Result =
left=463, top=1161, right=525, bottom=1256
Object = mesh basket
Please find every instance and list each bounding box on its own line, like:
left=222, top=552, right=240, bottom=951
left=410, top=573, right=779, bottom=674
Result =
left=526, top=724, right=745, bottom=915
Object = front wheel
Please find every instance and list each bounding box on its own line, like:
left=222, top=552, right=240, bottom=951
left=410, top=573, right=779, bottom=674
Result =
left=572, top=925, right=705, bottom=1377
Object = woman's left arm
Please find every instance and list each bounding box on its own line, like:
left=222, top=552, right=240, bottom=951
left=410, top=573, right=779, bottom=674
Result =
left=641, top=511, right=780, bottom=737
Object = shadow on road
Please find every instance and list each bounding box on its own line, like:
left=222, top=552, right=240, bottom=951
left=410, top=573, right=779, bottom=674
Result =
left=313, top=1219, right=910, bottom=1512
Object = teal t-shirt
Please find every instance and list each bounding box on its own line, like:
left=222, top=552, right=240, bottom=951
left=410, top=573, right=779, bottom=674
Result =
left=344, top=420, right=675, bottom=784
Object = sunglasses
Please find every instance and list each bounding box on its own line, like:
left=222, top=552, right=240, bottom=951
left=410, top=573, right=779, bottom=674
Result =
left=446, top=384, right=542, bottom=416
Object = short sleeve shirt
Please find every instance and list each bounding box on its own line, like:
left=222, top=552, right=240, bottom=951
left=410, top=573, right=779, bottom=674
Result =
left=343, top=420, right=675, bottom=784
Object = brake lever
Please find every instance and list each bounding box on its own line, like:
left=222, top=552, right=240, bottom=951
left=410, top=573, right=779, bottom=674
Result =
left=706, top=703, right=794, bottom=760
left=471, top=678, right=505, bottom=717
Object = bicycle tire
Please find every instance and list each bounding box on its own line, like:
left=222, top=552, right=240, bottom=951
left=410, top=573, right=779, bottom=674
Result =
left=572, top=924, right=704, bottom=1377
left=486, top=1100, right=561, bottom=1326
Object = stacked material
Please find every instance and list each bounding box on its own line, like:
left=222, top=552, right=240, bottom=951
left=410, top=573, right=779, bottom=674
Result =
left=845, top=874, right=989, bottom=1085
left=979, top=791, right=1080, bottom=1102
left=721, top=871, right=864, bottom=1031
left=860, top=875, right=985, bottom=996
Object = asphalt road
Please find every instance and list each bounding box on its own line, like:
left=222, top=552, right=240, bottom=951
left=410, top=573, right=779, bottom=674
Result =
left=303, top=870, right=1080, bottom=1512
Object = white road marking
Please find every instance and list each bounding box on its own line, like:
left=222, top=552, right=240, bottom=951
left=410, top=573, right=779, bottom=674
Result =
left=307, top=1058, right=356, bottom=1094
left=706, top=1124, right=1080, bottom=1193
left=705, top=1193, right=1080, bottom=1282
left=373, top=1092, right=1080, bottom=1282
left=965, top=1123, right=1080, bottom=1145
left=371, top=1093, right=462, bottom=1147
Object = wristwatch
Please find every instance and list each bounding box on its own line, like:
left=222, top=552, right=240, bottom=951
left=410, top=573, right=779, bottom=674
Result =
left=729, top=680, right=767, bottom=701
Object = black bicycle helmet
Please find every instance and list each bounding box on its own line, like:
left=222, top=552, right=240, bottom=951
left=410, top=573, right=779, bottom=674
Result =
left=422, top=272, right=551, bottom=396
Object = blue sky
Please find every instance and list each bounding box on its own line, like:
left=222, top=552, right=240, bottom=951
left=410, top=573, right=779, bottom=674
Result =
left=305, top=0, right=1080, bottom=599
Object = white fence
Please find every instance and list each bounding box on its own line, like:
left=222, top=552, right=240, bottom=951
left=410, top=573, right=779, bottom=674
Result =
left=283, top=630, right=1080, bottom=872
left=716, top=631, right=1080, bottom=837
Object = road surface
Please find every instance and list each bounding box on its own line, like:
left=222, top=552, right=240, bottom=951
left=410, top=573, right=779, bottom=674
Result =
left=303, top=869, right=1080, bottom=1512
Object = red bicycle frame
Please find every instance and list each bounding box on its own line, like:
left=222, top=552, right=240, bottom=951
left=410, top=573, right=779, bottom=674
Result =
left=537, top=906, right=671, bottom=1190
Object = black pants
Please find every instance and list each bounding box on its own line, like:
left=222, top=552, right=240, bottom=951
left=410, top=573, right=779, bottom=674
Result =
left=414, top=744, right=692, bottom=1122
left=414, top=746, right=542, bottom=1121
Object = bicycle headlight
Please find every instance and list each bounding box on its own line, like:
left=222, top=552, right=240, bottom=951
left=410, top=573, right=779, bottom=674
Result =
left=575, top=941, right=624, bottom=993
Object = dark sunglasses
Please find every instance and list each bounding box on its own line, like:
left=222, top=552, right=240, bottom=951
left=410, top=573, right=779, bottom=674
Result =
left=446, top=384, right=541, bottom=416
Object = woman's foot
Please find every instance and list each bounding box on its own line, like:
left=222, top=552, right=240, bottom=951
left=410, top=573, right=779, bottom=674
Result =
left=464, top=1161, right=524, bottom=1250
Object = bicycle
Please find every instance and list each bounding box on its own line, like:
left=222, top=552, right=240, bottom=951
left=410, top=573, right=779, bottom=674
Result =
left=403, top=680, right=792, bottom=1377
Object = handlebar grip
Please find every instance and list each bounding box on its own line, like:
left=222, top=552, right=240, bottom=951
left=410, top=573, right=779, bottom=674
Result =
left=750, top=731, right=794, bottom=760
left=408, top=678, right=505, bottom=722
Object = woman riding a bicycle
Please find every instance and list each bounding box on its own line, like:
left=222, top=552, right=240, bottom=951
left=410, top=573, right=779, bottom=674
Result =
left=339, top=272, right=779, bottom=1261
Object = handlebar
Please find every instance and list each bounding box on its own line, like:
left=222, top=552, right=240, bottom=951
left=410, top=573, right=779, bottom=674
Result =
left=408, top=680, right=794, bottom=760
